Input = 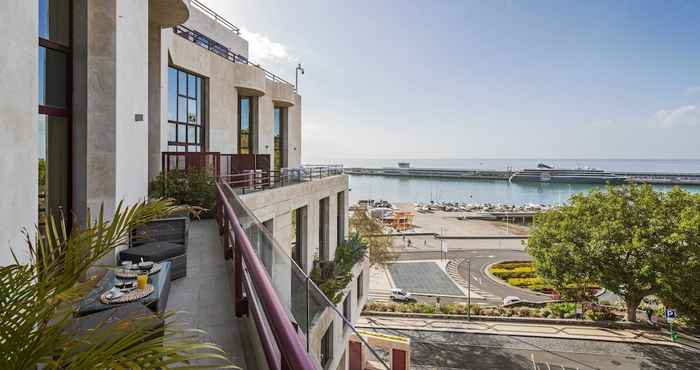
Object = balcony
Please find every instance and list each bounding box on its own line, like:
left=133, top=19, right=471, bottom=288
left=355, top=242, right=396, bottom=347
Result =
left=172, top=25, right=296, bottom=90
left=159, top=151, right=390, bottom=368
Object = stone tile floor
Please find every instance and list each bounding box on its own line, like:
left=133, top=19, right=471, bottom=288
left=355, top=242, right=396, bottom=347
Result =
left=168, top=219, right=248, bottom=368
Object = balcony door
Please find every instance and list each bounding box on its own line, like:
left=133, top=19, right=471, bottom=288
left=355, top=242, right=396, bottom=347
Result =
left=238, top=96, right=257, bottom=154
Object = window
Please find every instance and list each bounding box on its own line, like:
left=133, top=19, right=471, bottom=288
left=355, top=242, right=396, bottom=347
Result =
left=356, top=271, right=364, bottom=301
left=238, top=96, right=256, bottom=154
left=320, top=324, right=333, bottom=368
left=168, top=67, right=204, bottom=152
left=291, top=207, right=306, bottom=271
left=319, top=197, right=329, bottom=261
left=273, top=107, right=286, bottom=171
left=38, top=0, right=72, bottom=226
left=343, top=294, right=352, bottom=325
left=337, top=191, right=345, bottom=246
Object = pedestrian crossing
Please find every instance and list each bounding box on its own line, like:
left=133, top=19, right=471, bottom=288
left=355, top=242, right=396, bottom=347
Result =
left=445, top=258, right=501, bottom=301
left=368, top=289, right=394, bottom=303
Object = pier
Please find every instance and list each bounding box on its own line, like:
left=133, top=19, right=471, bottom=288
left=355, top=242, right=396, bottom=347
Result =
left=344, top=167, right=700, bottom=186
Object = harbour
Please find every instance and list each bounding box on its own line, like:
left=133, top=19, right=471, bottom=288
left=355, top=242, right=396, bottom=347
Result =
left=345, top=165, right=700, bottom=185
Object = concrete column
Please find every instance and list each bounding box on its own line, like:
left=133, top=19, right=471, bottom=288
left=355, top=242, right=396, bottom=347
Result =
left=73, top=0, right=149, bottom=264
left=0, top=0, right=38, bottom=265
left=287, top=94, right=302, bottom=168
left=148, top=23, right=165, bottom=179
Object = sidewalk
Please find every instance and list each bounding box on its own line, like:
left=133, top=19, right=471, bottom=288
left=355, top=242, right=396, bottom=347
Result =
left=357, top=314, right=694, bottom=349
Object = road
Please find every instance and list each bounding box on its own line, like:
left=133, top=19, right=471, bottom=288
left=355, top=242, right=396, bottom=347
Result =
left=367, top=327, right=700, bottom=370
left=394, top=249, right=550, bottom=303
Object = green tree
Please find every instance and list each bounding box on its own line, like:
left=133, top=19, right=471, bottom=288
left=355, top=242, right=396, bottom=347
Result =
left=349, top=208, right=397, bottom=266
left=654, top=188, right=700, bottom=325
left=0, top=199, right=237, bottom=369
left=528, top=184, right=670, bottom=322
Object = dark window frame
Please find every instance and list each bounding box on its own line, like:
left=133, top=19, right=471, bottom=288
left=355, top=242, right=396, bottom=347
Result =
left=273, top=106, right=286, bottom=171
left=319, top=197, right=329, bottom=261
left=38, top=0, right=73, bottom=226
left=320, top=324, right=333, bottom=368
left=238, top=96, right=255, bottom=154
left=167, top=66, right=205, bottom=152
left=357, top=271, right=364, bottom=301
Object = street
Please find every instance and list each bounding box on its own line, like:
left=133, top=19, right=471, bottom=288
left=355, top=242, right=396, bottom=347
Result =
left=366, top=327, right=700, bottom=370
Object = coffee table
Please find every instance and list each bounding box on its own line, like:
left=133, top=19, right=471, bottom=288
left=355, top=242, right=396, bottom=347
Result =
left=75, top=261, right=171, bottom=317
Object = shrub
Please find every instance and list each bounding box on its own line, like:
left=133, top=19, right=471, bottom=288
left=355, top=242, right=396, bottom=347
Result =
left=547, top=303, right=576, bottom=318
left=584, top=306, right=618, bottom=321
left=149, top=169, right=216, bottom=211
left=517, top=307, right=532, bottom=317
left=507, top=277, right=545, bottom=287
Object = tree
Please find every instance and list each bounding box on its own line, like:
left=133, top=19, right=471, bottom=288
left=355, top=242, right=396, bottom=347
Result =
left=653, top=188, right=700, bottom=325
left=0, top=199, right=237, bottom=369
left=349, top=208, right=397, bottom=267
left=528, top=184, right=672, bottom=322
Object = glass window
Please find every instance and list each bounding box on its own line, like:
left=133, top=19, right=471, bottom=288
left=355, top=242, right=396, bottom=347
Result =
left=188, top=74, right=196, bottom=98
left=39, top=0, right=70, bottom=46
left=168, top=67, right=204, bottom=152
left=178, top=70, right=187, bottom=96
left=39, top=47, right=68, bottom=108
left=38, top=114, right=70, bottom=224
left=168, top=68, right=177, bottom=121
left=188, top=99, right=197, bottom=124
left=168, top=122, right=177, bottom=142
left=178, top=97, right=187, bottom=123
left=238, top=97, right=252, bottom=154
left=274, top=107, right=285, bottom=171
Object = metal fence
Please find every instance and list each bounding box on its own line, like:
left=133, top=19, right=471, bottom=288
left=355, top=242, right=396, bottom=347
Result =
left=173, top=25, right=296, bottom=89
left=221, top=165, right=344, bottom=194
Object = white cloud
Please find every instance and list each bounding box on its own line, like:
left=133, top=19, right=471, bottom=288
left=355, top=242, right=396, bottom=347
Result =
left=685, top=86, right=700, bottom=96
left=652, top=105, right=700, bottom=128
left=240, top=27, right=295, bottom=63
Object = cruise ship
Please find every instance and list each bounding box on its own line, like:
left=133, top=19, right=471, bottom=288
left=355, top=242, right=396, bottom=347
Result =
left=509, top=163, right=628, bottom=184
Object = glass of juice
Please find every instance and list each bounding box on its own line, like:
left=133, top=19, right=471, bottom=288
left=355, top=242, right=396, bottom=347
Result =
left=137, top=272, right=148, bottom=290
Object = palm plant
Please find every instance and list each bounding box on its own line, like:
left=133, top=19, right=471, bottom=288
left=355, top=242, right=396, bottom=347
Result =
left=0, top=199, right=238, bottom=369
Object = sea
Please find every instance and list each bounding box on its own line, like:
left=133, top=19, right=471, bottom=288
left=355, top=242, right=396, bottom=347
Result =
left=308, top=158, right=700, bottom=205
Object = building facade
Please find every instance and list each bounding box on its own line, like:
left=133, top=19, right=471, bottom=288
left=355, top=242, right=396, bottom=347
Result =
left=0, top=1, right=367, bottom=369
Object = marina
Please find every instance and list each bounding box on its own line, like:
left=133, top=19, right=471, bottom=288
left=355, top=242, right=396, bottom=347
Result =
left=345, top=163, right=700, bottom=186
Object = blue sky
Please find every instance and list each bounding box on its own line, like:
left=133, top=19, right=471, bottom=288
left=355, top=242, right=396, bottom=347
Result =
left=203, top=0, right=700, bottom=160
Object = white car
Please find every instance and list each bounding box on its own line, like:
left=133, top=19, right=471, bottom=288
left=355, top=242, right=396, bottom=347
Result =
left=390, top=288, right=412, bottom=302
left=503, top=296, right=521, bottom=306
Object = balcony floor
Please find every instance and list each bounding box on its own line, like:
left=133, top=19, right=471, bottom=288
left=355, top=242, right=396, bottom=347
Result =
left=167, top=219, right=248, bottom=368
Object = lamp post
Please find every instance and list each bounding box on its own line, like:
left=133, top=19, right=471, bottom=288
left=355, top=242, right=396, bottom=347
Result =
left=467, top=258, right=471, bottom=320
left=295, top=63, right=304, bottom=92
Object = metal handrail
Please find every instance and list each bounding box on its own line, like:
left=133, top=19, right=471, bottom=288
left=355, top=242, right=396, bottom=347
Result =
left=217, top=182, right=316, bottom=370
left=220, top=166, right=345, bottom=194
left=173, top=25, right=296, bottom=90
left=190, top=0, right=241, bottom=35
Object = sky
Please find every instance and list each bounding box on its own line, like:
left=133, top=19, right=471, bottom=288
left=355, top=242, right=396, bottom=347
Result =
left=201, top=0, right=700, bottom=161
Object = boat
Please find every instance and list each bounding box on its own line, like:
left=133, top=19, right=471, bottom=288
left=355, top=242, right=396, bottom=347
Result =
left=509, top=163, right=627, bottom=184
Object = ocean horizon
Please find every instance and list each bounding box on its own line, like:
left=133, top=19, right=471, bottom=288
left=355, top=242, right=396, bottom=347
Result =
left=306, top=158, right=700, bottom=173
left=309, top=158, right=700, bottom=205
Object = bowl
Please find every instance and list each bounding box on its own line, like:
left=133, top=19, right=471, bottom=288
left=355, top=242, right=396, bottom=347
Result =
left=138, top=261, right=154, bottom=271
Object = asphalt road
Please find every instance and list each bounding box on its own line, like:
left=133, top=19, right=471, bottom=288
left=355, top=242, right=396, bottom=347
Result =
left=367, top=328, right=700, bottom=370
left=395, top=249, right=550, bottom=303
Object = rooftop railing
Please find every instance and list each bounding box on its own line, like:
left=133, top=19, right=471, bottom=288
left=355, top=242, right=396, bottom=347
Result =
left=190, top=0, right=241, bottom=35
left=222, top=165, right=344, bottom=194
left=216, top=179, right=389, bottom=369
left=173, top=25, right=296, bottom=90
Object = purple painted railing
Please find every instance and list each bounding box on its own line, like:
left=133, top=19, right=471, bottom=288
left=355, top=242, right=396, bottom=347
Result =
left=216, top=182, right=316, bottom=370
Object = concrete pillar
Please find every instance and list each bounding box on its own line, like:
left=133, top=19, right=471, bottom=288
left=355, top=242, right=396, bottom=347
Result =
left=287, top=94, right=302, bottom=168
left=73, top=0, right=149, bottom=263
left=148, top=23, right=167, bottom=180
left=0, top=0, right=38, bottom=265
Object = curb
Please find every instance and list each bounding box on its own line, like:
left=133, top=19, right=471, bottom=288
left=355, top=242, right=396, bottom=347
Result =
left=355, top=323, right=688, bottom=349
left=361, top=311, right=646, bottom=329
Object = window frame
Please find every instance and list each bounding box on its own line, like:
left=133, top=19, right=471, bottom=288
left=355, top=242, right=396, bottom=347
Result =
left=167, top=66, right=205, bottom=153
left=38, top=0, right=73, bottom=226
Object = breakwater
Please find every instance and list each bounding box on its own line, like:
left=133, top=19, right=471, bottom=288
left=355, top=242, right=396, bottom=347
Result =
left=345, top=167, right=700, bottom=186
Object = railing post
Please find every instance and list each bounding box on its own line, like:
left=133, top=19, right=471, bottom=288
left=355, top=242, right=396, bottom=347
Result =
left=234, top=237, right=246, bottom=317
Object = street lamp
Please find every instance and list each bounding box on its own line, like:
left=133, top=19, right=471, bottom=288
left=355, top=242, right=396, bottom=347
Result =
left=295, top=63, right=304, bottom=92
left=467, top=258, right=471, bottom=321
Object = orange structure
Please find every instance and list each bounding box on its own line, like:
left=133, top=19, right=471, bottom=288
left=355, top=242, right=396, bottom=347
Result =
left=382, top=211, right=415, bottom=231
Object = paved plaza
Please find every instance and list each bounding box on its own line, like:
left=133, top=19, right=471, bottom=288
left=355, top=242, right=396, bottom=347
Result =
left=388, top=261, right=465, bottom=296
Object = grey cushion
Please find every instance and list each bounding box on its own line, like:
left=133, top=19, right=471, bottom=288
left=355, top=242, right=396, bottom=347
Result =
left=120, top=242, right=186, bottom=263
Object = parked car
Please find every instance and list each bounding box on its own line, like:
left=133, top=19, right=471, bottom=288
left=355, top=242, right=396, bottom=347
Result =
left=503, top=296, right=521, bottom=306
left=390, top=288, right=413, bottom=302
